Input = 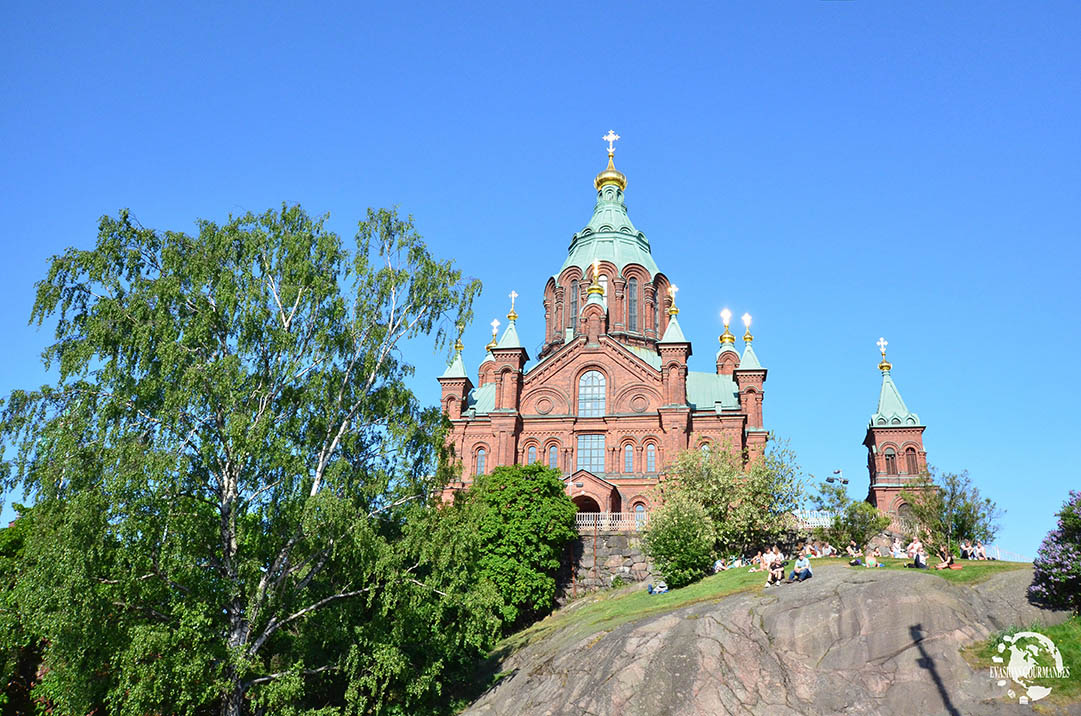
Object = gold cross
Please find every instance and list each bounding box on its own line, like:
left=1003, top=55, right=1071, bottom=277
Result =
left=603, top=130, right=620, bottom=154
left=509, top=290, right=518, bottom=312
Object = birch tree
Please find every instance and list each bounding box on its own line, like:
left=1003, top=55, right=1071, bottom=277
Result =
left=0, top=205, right=491, bottom=715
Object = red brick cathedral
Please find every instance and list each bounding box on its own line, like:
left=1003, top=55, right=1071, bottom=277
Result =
left=438, top=134, right=768, bottom=516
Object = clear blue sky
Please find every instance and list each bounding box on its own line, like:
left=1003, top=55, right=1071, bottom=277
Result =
left=2, top=2, right=1078, bottom=558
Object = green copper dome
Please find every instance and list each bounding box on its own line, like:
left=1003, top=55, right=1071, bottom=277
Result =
left=557, top=179, right=660, bottom=279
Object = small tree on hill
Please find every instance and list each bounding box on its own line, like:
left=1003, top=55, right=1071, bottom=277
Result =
left=657, top=442, right=804, bottom=557
left=900, top=469, right=1002, bottom=554
left=459, top=462, right=577, bottom=630
left=1029, top=490, right=1081, bottom=613
left=812, top=480, right=890, bottom=549
left=643, top=492, right=716, bottom=589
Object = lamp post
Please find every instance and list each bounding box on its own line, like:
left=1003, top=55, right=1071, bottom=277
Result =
left=825, top=469, right=848, bottom=485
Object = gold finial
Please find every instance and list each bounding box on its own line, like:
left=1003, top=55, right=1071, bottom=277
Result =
left=741, top=313, right=753, bottom=343
left=507, top=290, right=519, bottom=322
left=453, top=323, right=464, bottom=353
left=586, top=259, right=604, bottom=296
left=877, top=336, right=892, bottom=372
left=486, top=318, right=500, bottom=351
left=719, top=308, right=735, bottom=345
left=594, top=130, right=627, bottom=191
left=668, top=285, right=679, bottom=316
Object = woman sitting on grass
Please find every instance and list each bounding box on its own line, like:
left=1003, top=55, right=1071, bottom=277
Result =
left=934, top=545, right=956, bottom=570
left=864, top=546, right=883, bottom=568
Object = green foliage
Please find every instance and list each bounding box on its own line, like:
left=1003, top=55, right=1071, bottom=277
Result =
left=0, top=205, right=488, bottom=715
left=900, top=469, right=1002, bottom=553
left=1029, top=491, right=1081, bottom=613
left=658, top=441, right=804, bottom=557
left=643, top=492, right=716, bottom=589
left=812, top=480, right=891, bottom=548
left=459, top=463, right=578, bottom=630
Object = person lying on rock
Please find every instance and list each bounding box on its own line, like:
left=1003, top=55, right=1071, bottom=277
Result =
left=787, top=551, right=813, bottom=582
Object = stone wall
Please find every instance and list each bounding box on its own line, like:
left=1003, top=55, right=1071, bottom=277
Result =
left=556, top=531, right=652, bottom=602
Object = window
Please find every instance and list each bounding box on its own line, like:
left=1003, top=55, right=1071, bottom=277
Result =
left=577, top=435, right=605, bottom=473
left=475, top=448, right=486, bottom=475
left=646, top=444, right=656, bottom=472
left=549, top=445, right=559, bottom=470
left=527, top=446, right=537, bottom=464
left=624, top=444, right=634, bottom=473
left=634, top=503, right=647, bottom=528
left=654, top=289, right=660, bottom=333
left=570, top=280, right=579, bottom=334
left=628, top=277, right=638, bottom=331
left=884, top=448, right=897, bottom=476
left=905, top=448, right=919, bottom=475
left=577, top=371, right=606, bottom=417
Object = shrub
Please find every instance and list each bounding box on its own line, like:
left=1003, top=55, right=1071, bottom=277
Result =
left=463, top=462, right=578, bottom=629
left=1029, top=491, right=1081, bottom=613
left=643, top=493, right=715, bottom=589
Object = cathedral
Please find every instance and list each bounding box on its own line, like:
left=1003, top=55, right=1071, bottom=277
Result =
left=437, top=133, right=768, bottom=517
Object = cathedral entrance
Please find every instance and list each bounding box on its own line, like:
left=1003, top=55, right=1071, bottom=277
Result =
left=572, top=495, right=601, bottom=513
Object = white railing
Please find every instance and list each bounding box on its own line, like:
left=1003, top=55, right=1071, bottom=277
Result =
left=575, top=512, right=649, bottom=532
left=793, top=510, right=835, bottom=529
left=984, top=545, right=1031, bottom=563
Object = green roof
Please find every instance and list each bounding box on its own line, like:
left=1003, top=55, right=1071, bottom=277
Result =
left=440, top=352, right=467, bottom=379
left=558, top=183, right=659, bottom=279
left=623, top=344, right=662, bottom=369
left=686, top=371, right=740, bottom=411
left=658, top=314, right=687, bottom=343
left=497, top=321, right=522, bottom=349
left=466, top=383, right=496, bottom=415
left=737, top=343, right=763, bottom=370
left=871, top=370, right=921, bottom=427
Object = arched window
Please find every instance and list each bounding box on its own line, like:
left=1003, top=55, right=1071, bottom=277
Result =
left=578, top=371, right=606, bottom=417
left=634, top=503, right=647, bottom=528
left=646, top=444, right=656, bottom=472
left=570, top=280, right=579, bottom=334
left=548, top=445, right=559, bottom=470
left=905, top=448, right=919, bottom=475
left=527, top=446, right=537, bottom=464
left=624, top=444, right=634, bottom=473
left=628, top=277, right=638, bottom=331
left=884, top=448, right=897, bottom=476
left=475, top=448, right=486, bottom=476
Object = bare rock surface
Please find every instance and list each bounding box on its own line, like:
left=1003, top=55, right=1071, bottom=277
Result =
left=464, top=564, right=1076, bottom=716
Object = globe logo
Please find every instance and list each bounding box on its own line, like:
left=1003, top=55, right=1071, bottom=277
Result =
left=990, top=631, right=1069, bottom=704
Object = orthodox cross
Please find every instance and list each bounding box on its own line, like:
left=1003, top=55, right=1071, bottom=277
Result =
left=877, top=337, right=888, bottom=356
left=603, top=130, right=620, bottom=154
left=509, top=290, right=518, bottom=313
left=491, top=318, right=500, bottom=336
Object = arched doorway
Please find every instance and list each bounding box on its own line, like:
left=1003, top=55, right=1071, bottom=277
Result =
left=572, top=495, right=601, bottom=513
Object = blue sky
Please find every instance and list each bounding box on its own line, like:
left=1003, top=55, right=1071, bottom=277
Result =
left=2, top=2, right=1078, bottom=557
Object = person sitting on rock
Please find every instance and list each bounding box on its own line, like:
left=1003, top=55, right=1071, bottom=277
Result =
left=787, top=551, right=813, bottom=582
left=765, top=555, right=785, bottom=587
left=821, top=541, right=835, bottom=557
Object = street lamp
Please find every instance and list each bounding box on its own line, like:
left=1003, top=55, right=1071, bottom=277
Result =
left=825, top=469, right=848, bottom=485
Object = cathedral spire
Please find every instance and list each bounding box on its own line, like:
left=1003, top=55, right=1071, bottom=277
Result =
left=871, top=338, right=920, bottom=426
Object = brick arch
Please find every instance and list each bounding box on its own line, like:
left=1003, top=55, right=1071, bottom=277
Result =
left=521, top=385, right=571, bottom=415
left=613, top=384, right=662, bottom=413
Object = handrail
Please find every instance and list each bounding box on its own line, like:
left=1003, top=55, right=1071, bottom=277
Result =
left=574, top=512, right=649, bottom=532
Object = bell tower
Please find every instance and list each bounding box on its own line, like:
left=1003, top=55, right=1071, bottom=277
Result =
left=864, top=338, right=928, bottom=516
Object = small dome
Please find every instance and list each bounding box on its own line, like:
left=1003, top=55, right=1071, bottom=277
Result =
left=594, top=154, right=627, bottom=191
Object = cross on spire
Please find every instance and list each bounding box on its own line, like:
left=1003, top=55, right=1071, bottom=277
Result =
left=877, top=337, right=888, bottom=355
left=507, top=290, right=519, bottom=321
left=603, top=130, right=620, bottom=154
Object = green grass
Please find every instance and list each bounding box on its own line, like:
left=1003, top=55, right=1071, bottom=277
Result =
left=965, top=616, right=1081, bottom=706
left=498, top=567, right=763, bottom=656
left=844, top=556, right=1030, bottom=584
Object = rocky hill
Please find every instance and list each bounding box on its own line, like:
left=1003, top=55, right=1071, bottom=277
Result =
left=464, top=563, right=1076, bottom=716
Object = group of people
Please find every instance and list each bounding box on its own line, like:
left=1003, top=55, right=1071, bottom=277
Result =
left=706, top=534, right=991, bottom=590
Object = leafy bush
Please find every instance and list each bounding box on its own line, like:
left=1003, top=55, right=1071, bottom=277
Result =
left=812, top=481, right=891, bottom=549
left=1029, top=491, right=1081, bottom=613
left=643, top=493, right=716, bottom=589
left=900, top=469, right=1002, bottom=553
left=463, top=463, right=578, bottom=630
